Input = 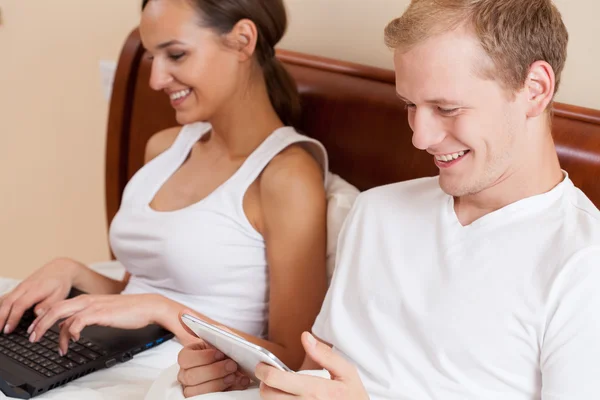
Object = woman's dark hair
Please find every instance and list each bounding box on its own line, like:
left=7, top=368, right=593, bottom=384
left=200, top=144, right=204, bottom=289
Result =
left=142, top=0, right=300, bottom=127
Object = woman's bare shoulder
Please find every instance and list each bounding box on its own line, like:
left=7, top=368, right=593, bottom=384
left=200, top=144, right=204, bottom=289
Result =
left=144, top=126, right=183, bottom=164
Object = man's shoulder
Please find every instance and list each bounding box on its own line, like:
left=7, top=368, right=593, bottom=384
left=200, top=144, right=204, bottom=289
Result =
left=567, top=184, right=600, bottom=222
left=564, top=183, right=600, bottom=243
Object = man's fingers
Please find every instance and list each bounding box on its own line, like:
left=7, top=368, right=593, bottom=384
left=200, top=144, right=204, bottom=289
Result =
left=301, top=332, right=356, bottom=380
left=255, top=363, right=329, bottom=396
left=177, top=347, right=223, bottom=369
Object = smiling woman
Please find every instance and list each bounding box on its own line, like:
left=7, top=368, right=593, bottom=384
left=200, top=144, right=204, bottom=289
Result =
left=0, top=0, right=330, bottom=397
left=140, top=0, right=300, bottom=127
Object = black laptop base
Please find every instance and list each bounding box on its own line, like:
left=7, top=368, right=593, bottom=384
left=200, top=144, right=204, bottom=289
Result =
left=0, top=293, right=174, bottom=399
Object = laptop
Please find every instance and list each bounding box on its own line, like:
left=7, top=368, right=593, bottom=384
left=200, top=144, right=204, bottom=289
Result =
left=0, top=289, right=174, bottom=399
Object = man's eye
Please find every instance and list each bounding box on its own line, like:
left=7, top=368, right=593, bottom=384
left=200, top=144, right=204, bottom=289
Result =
left=437, top=107, right=459, bottom=115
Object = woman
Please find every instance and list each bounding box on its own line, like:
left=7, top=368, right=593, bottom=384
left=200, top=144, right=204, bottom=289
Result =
left=0, top=0, right=329, bottom=395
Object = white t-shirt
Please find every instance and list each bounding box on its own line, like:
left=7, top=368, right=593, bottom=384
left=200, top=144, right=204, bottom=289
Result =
left=312, top=174, right=600, bottom=400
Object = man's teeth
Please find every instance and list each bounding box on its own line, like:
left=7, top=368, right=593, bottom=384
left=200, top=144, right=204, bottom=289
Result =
left=435, top=151, right=466, bottom=162
left=170, top=89, right=191, bottom=100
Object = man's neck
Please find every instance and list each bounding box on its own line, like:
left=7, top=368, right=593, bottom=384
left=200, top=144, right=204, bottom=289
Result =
left=454, top=135, right=564, bottom=226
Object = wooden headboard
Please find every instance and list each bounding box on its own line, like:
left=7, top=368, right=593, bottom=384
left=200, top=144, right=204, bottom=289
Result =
left=106, top=28, right=600, bottom=225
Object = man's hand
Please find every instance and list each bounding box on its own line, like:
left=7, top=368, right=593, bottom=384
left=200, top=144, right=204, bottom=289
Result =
left=256, top=332, right=369, bottom=400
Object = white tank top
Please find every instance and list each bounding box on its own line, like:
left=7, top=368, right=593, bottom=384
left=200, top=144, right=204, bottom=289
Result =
left=109, top=122, right=328, bottom=337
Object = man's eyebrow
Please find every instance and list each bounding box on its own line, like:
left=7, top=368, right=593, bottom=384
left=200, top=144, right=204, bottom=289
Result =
left=424, top=98, right=462, bottom=105
left=396, top=92, right=462, bottom=105
left=155, top=40, right=185, bottom=50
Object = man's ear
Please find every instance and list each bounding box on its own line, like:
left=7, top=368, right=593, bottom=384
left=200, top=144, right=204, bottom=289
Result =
left=524, top=60, right=556, bottom=118
left=227, top=18, right=258, bottom=62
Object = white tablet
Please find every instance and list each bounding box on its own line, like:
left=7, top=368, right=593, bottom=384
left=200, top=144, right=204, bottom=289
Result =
left=180, top=314, right=294, bottom=382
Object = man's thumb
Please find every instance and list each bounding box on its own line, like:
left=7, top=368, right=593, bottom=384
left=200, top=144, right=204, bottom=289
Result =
left=301, top=332, right=353, bottom=379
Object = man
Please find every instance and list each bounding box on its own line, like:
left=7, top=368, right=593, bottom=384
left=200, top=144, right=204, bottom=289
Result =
left=256, top=0, right=600, bottom=399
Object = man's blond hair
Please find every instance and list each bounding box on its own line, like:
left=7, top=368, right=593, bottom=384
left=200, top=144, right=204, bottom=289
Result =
left=384, top=0, right=569, bottom=97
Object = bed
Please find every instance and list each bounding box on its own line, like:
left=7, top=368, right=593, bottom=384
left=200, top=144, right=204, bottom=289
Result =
left=2, top=27, right=600, bottom=400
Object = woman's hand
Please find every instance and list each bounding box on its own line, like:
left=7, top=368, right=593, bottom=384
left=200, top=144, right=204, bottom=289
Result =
left=27, top=293, right=163, bottom=355
left=0, top=257, right=82, bottom=335
left=177, top=340, right=251, bottom=397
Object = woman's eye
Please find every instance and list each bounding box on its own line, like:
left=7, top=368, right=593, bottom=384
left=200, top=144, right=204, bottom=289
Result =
left=168, top=52, right=185, bottom=61
left=404, top=103, right=416, bottom=110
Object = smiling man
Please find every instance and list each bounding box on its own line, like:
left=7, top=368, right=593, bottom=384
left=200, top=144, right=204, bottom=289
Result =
left=257, top=1, right=600, bottom=399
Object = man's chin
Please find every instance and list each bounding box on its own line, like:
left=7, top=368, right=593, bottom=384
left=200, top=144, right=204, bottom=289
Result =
left=438, top=177, right=472, bottom=198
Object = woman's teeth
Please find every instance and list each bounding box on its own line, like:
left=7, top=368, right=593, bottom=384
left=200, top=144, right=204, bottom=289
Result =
left=170, top=89, right=191, bottom=101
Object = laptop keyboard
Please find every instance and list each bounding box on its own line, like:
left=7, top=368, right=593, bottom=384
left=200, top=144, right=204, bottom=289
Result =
left=0, top=314, right=108, bottom=378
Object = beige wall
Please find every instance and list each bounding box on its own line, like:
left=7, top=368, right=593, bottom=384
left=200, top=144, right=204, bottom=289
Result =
left=0, top=0, right=598, bottom=279
left=0, top=0, right=142, bottom=278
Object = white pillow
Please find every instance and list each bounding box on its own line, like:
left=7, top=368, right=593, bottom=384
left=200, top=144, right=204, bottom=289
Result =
left=325, top=172, right=360, bottom=283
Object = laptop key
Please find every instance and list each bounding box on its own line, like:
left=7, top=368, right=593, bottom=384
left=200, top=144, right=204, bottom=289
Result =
left=66, top=353, right=89, bottom=365
left=90, top=345, right=108, bottom=355
left=79, top=348, right=100, bottom=360
left=57, top=358, right=77, bottom=370
left=50, top=365, right=66, bottom=374
left=70, top=343, right=85, bottom=352
left=79, top=338, right=94, bottom=346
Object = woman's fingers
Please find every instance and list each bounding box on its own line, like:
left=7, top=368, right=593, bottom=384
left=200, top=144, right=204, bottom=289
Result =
left=1, top=287, right=47, bottom=334
left=182, top=373, right=237, bottom=398
left=178, top=346, right=223, bottom=369
left=178, top=358, right=239, bottom=387
left=29, top=296, right=90, bottom=343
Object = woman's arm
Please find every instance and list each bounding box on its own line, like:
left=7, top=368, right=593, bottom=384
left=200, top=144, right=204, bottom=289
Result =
left=69, top=260, right=130, bottom=294
left=255, top=146, right=329, bottom=369
left=164, top=145, right=328, bottom=368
